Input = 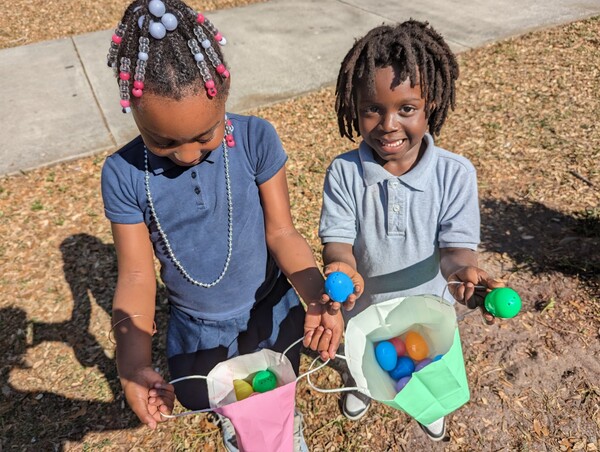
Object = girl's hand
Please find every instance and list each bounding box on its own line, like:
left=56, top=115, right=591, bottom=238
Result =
left=321, top=262, right=364, bottom=312
left=303, top=302, right=344, bottom=360
left=120, top=367, right=175, bottom=429
left=448, top=266, right=505, bottom=325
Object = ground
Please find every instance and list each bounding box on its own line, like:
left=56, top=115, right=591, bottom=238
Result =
left=0, top=5, right=599, bottom=452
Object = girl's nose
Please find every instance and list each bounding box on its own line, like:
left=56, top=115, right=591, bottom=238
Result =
left=174, top=143, right=202, bottom=164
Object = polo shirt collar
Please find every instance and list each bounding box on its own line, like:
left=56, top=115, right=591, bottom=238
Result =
left=359, top=133, right=436, bottom=191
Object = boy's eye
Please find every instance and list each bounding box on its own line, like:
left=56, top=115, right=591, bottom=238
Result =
left=155, top=141, right=176, bottom=149
left=361, top=106, right=381, bottom=115
left=400, top=105, right=416, bottom=114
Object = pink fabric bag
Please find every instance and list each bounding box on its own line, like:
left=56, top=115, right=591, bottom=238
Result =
left=165, top=344, right=302, bottom=452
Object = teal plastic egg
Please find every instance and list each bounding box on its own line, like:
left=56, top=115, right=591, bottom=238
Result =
left=484, top=287, right=522, bottom=318
left=252, top=370, right=277, bottom=393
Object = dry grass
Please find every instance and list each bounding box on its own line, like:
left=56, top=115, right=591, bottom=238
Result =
left=1, top=7, right=599, bottom=452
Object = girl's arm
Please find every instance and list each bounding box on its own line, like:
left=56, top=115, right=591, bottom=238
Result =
left=111, top=222, right=174, bottom=428
left=258, top=166, right=343, bottom=359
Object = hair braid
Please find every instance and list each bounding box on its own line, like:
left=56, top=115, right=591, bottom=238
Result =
left=110, top=0, right=229, bottom=103
left=335, top=20, right=459, bottom=140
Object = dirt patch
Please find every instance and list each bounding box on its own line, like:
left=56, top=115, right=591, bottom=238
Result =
left=1, top=13, right=599, bottom=452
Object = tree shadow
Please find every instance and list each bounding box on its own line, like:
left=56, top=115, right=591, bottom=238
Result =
left=480, top=198, right=599, bottom=294
left=0, top=234, right=169, bottom=450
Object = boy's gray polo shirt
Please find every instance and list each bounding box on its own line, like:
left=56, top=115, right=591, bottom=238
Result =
left=319, top=134, right=480, bottom=318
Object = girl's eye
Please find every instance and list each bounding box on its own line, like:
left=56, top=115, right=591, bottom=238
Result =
left=400, top=106, right=416, bottom=114
left=154, top=140, right=176, bottom=149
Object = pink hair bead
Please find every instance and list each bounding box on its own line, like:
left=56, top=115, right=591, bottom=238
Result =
left=222, top=69, right=230, bottom=79
left=214, top=32, right=223, bottom=41
left=119, top=71, right=131, bottom=81
left=226, top=136, right=235, bottom=147
left=207, top=87, right=217, bottom=97
left=133, top=81, right=145, bottom=89
left=120, top=99, right=130, bottom=108
left=226, top=119, right=232, bottom=127
left=205, top=80, right=215, bottom=89
left=197, top=13, right=205, bottom=23
left=132, top=88, right=143, bottom=98
left=216, top=64, right=226, bottom=74
left=112, top=34, right=122, bottom=44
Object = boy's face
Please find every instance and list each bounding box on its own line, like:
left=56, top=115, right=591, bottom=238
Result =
left=356, top=66, right=429, bottom=173
left=132, top=90, right=227, bottom=167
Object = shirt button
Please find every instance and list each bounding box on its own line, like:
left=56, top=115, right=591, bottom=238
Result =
left=393, top=205, right=400, bottom=212
left=191, top=172, right=197, bottom=178
left=195, top=187, right=201, bottom=194
left=391, top=181, right=398, bottom=188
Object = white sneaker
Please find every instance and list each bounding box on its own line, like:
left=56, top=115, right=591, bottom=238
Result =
left=418, top=417, right=446, bottom=441
left=342, top=391, right=371, bottom=421
left=294, top=410, right=309, bottom=452
left=211, top=413, right=239, bottom=451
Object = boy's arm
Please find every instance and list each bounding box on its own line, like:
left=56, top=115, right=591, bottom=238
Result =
left=440, top=247, right=504, bottom=324
left=111, top=222, right=175, bottom=428
left=258, top=166, right=342, bottom=359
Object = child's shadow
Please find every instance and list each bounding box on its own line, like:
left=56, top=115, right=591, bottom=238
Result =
left=480, top=198, right=599, bottom=291
left=1, top=234, right=169, bottom=450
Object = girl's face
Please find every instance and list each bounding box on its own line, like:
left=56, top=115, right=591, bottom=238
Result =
left=132, top=90, right=227, bottom=167
left=356, top=66, right=429, bottom=174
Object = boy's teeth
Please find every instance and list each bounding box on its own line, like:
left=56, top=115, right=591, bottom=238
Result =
left=381, top=139, right=404, bottom=146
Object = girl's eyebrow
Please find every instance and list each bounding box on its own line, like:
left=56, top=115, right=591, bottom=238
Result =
left=153, top=120, right=221, bottom=142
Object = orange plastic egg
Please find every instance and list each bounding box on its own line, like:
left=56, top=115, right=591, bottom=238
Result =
left=404, top=331, right=429, bottom=361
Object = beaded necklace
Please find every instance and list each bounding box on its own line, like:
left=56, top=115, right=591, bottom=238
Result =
left=143, top=140, right=233, bottom=287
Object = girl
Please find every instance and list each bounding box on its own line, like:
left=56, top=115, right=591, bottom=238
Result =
left=319, top=20, right=504, bottom=441
left=101, top=0, right=342, bottom=449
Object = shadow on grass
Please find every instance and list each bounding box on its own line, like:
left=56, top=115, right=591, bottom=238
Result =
left=480, top=198, right=599, bottom=293
left=0, top=234, right=169, bottom=450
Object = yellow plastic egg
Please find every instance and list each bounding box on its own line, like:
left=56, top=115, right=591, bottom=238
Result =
left=405, top=331, right=429, bottom=361
left=233, top=379, right=254, bottom=401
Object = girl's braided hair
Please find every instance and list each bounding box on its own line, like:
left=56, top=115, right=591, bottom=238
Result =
left=107, top=0, right=229, bottom=106
left=335, top=20, right=459, bottom=140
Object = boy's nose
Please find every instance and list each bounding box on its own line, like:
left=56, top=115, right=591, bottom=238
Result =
left=381, top=112, right=399, bottom=132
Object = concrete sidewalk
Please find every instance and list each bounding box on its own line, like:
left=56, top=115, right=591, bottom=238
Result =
left=1, top=0, right=599, bottom=176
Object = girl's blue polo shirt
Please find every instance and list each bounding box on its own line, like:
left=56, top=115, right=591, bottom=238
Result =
left=101, top=114, right=286, bottom=320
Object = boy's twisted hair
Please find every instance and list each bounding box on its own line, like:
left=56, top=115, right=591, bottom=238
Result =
left=335, top=20, right=459, bottom=140
left=111, top=0, right=228, bottom=100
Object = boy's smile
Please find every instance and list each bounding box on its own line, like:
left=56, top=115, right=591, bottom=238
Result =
left=357, top=65, right=429, bottom=176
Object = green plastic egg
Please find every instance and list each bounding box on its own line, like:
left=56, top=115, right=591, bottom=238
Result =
left=484, top=287, right=522, bottom=318
left=252, top=370, right=277, bottom=393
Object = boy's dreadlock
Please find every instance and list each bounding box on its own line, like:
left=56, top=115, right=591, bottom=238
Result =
left=335, top=20, right=459, bottom=140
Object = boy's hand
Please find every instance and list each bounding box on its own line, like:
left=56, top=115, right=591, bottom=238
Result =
left=321, top=262, right=364, bottom=312
left=120, top=367, right=175, bottom=429
left=303, top=301, right=344, bottom=360
left=448, top=266, right=505, bottom=325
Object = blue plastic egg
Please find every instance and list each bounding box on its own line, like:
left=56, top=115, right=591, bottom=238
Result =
left=388, top=356, right=415, bottom=379
left=324, top=271, right=354, bottom=303
left=375, top=341, right=398, bottom=371
left=433, top=354, right=443, bottom=362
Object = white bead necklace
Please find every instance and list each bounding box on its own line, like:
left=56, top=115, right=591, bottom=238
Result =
left=144, top=140, right=233, bottom=287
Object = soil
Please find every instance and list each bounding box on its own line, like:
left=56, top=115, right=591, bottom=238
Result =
left=0, top=7, right=599, bottom=452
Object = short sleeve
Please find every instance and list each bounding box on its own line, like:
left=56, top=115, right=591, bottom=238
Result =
left=319, top=160, right=357, bottom=245
left=246, top=116, right=288, bottom=185
left=438, top=165, right=480, bottom=250
left=101, top=153, right=144, bottom=224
